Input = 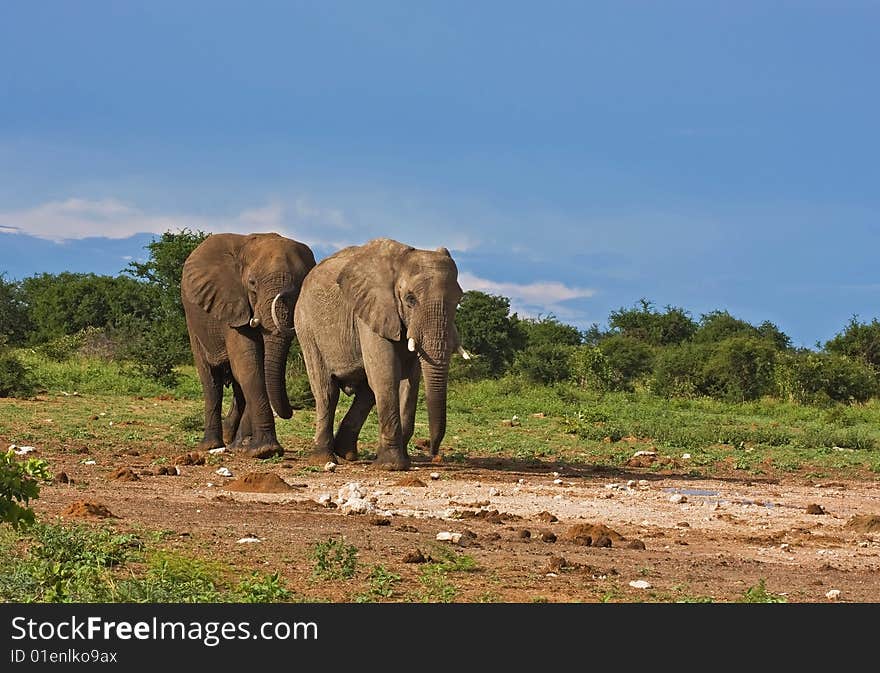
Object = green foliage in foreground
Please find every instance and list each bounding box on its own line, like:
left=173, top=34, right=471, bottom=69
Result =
left=0, top=449, right=51, bottom=529
left=0, top=522, right=295, bottom=603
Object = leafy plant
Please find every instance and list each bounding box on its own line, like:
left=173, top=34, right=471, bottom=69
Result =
left=0, top=448, right=50, bottom=528
left=738, top=579, right=787, bottom=603
left=310, top=537, right=359, bottom=580
left=355, top=565, right=401, bottom=602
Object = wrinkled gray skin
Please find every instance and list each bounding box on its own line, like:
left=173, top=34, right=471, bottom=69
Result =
left=295, top=238, right=463, bottom=471
left=181, top=233, right=316, bottom=458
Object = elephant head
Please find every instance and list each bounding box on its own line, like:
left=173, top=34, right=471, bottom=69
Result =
left=182, top=232, right=316, bottom=419
left=337, top=238, right=463, bottom=455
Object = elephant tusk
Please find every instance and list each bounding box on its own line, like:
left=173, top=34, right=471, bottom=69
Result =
left=458, top=345, right=471, bottom=360
left=271, top=293, right=282, bottom=332
left=249, top=317, right=261, bottom=328
left=408, top=338, right=416, bottom=352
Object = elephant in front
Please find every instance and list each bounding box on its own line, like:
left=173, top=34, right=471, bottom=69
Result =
left=181, top=232, right=316, bottom=458
left=294, top=237, right=464, bottom=470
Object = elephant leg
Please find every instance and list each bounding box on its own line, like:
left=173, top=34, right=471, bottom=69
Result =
left=361, top=331, right=409, bottom=470
left=399, top=362, right=421, bottom=452
left=226, top=329, right=283, bottom=459
left=309, top=374, right=340, bottom=464
left=333, top=386, right=375, bottom=462
left=222, top=379, right=246, bottom=446
left=191, top=336, right=225, bottom=451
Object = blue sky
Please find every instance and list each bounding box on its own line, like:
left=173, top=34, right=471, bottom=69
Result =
left=1, top=1, right=878, bottom=348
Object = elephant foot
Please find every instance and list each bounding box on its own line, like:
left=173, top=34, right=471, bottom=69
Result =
left=373, top=450, right=411, bottom=471
left=307, top=448, right=339, bottom=466
left=332, top=443, right=359, bottom=462
left=242, top=444, right=284, bottom=459
left=196, top=437, right=225, bottom=451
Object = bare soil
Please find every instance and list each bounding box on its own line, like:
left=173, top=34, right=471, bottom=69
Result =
left=29, top=443, right=880, bottom=603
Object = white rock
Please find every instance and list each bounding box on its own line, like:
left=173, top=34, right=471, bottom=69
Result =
left=436, top=531, right=463, bottom=543
left=627, top=480, right=636, bottom=487
left=825, top=589, right=841, bottom=601
left=316, top=494, right=333, bottom=507
left=236, top=536, right=262, bottom=544
left=553, top=494, right=564, bottom=500
left=208, top=447, right=226, bottom=454
left=83, top=460, right=96, bottom=465
left=517, top=478, right=526, bottom=485
left=552, top=472, right=561, bottom=478
left=629, top=580, right=652, bottom=589
left=323, top=461, right=337, bottom=472
left=546, top=572, right=558, bottom=578
left=488, top=487, right=499, bottom=496
left=632, top=450, right=656, bottom=458
left=340, top=497, right=375, bottom=515
left=337, top=482, right=364, bottom=503
left=638, top=479, right=649, bottom=486
left=669, top=494, right=687, bottom=504
left=681, top=453, right=691, bottom=460
left=215, top=467, right=232, bottom=477
left=553, top=479, right=564, bottom=485
left=605, top=483, right=620, bottom=490
left=206, top=482, right=214, bottom=487
left=174, top=466, right=181, bottom=475
left=429, top=472, right=441, bottom=480
left=12, top=445, right=36, bottom=455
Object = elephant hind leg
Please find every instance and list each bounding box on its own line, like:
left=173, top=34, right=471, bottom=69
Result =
left=333, top=386, right=375, bottom=462
left=308, top=374, right=341, bottom=465
left=222, top=378, right=246, bottom=446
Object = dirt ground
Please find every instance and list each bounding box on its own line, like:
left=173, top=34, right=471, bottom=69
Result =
left=28, top=440, right=880, bottom=603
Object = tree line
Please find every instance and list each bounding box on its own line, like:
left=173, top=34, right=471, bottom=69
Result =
left=3, top=230, right=880, bottom=405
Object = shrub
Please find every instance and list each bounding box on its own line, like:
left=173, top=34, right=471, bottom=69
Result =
left=114, top=315, right=190, bottom=386
left=825, top=316, right=880, bottom=371
left=455, top=291, right=525, bottom=376
left=775, top=351, right=877, bottom=405
left=650, top=342, right=711, bottom=398
left=569, top=345, right=615, bottom=392
left=701, top=336, right=777, bottom=402
left=0, top=342, right=39, bottom=398
left=598, top=335, right=655, bottom=391
left=1, top=449, right=51, bottom=529
left=511, top=343, right=574, bottom=384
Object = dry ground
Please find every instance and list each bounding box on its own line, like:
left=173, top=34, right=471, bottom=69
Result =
left=29, top=442, right=880, bottom=603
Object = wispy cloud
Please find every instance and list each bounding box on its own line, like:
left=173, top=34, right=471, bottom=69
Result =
left=458, top=270, right=596, bottom=321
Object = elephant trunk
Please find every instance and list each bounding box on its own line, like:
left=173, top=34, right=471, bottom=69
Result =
left=264, top=331, right=294, bottom=419
left=420, top=358, right=449, bottom=457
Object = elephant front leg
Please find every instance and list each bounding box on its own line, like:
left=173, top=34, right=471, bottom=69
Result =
left=362, top=332, right=409, bottom=470
left=399, top=362, right=421, bottom=453
left=333, top=385, right=375, bottom=462
left=227, top=329, right=284, bottom=459
left=222, top=379, right=246, bottom=446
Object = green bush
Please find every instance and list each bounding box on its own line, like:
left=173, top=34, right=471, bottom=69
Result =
left=114, top=315, right=190, bottom=386
left=825, top=316, right=880, bottom=372
left=510, top=343, right=574, bottom=384
left=702, top=336, right=777, bottom=402
left=650, top=342, right=711, bottom=398
left=598, top=335, right=655, bottom=391
left=569, top=345, right=615, bottom=392
left=0, top=343, right=39, bottom=398
left=775, top=351, right=877, bottom=405
left=1, top=449, right=51, bottom=529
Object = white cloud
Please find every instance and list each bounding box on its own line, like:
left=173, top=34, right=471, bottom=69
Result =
left=458, top=270, right=596, bottom=320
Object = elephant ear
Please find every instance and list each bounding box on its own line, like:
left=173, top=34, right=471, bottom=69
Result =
left=181, top=251, right=251, bottom=328
left=336, top=239, right=410, bottom=341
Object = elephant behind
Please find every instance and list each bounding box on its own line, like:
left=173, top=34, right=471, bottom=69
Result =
left=181, top=232, right=316, bottom=458
left=294, top=237, right=463, bottom=470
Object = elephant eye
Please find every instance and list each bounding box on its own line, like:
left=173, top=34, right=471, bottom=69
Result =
left=247, top=277, right=257, bottom=289
left=404, top=292, right=418, bottom=307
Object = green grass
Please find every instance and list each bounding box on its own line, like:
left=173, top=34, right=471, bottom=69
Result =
left=737, top=579, right=787, bottom=604
left=310, top=537, right=359, bottom=580
left=0, top=522, right=297, bottom=603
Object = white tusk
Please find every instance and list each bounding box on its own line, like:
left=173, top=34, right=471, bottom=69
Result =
left=271, top=293, right=282, bottom=332
left=458, top=345, right=471, bottom=360
left=407, top=338, right=416, bottom=352
left=249, top=317, right=261, bottom=328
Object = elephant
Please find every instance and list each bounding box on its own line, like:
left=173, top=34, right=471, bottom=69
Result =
left=181, top=232, right=316, bottom=458
left=294, top=237, right=464, bottom=470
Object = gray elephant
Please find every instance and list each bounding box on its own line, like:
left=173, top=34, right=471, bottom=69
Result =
left=294, top=238, right=464, bottom=470
left=181, top=232, right=316, bottom=458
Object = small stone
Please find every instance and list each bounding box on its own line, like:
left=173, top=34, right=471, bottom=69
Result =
left=553, top=494, right=564, bottom=500
left=806, top=504, right=826, bottom=515
left=825, top=589, right=841, bottom=601
left=540, top=531, right=557, bottom=543
left=553, top=478, right=564, bottom=485
left=681, top=453, right=691, bottom=460
left=429, top=472, right=440, bottom=480
left=626, top=539, right=647, bottom=550
left=215, top=467, right=232, bottom=477
left=402, top=549, right=427, bottom=563
left=208, top=447, right=226, bottom=454
left=516, top=528, right=532, bottom=539
left=629, top=580, right=652, bottom=589
left=670, top=494, right=687, bottom=504
left=324, top=461, right=337, bottom=472
left=517, top=478, right=526, bottom=485
left=340, top=497, right=374, bottom=515
left=489, top=487, right=499, bottom=497
left=236, top=535, right=261, bottom=544
left=632, top=450, right=656, bottom=458
left=83, top=460, right=96, bottom=465
left=436, top=531, right=463, bottom=543
left=627, top=480, right=636, bottom=487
